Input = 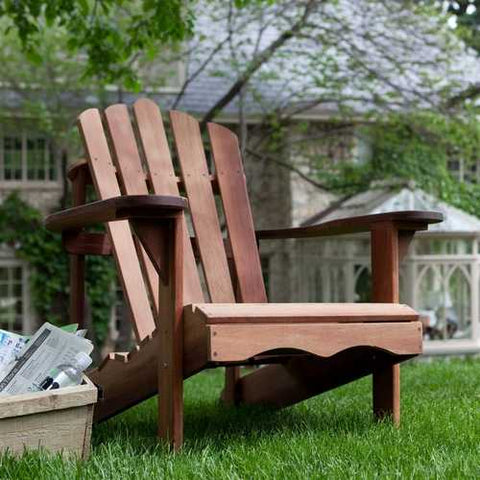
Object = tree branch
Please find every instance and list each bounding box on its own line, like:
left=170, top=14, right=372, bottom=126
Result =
left=199, top=0, right=317, bottom=128
left=245, top=146, right=331, bottom=191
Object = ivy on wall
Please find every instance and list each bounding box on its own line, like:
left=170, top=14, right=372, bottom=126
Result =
left=322, top=111, right=480, bottom=218
left=0, top=192, right=115, bottom=344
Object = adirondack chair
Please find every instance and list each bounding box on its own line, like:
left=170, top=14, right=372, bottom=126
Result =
left=45, top=98, right=442, bottom=449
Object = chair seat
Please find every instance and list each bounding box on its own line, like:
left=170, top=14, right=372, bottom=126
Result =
left=184, top=303, right=418, bottom=324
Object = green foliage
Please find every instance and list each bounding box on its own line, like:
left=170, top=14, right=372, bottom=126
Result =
left=0, top=192, right=68, bottom=324
left=322, top=111, right=480, bottom=218
left=447, top=0, right=480, bottom=53
left=0, top=192, right=115, bottom=344
left=0, top=0, right=193, bottom=89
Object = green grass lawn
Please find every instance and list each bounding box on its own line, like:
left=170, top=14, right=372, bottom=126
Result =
left=1, top=358, right=480, bottom=479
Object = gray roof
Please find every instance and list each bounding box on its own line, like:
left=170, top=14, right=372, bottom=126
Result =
left=173, top=0, right=480, bottom=117
left=303, top=184, right=480, bottom=234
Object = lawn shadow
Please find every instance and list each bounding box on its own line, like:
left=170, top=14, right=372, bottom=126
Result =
left=92, top=395, right=375, bottom=455
left=184, top=399, right=374, bottom=444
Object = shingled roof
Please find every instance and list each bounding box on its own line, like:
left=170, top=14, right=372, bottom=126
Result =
left=303, top=182, right=480, bottom=234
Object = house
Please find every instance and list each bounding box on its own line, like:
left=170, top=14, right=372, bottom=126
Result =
left=0, top=1, right=479, bottom=355
left=296, top=183, right=480, bottom=355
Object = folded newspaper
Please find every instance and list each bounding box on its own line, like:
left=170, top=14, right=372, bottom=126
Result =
left=0, top=330, right=27, bottom=368
left=0, top=322, right=93, bottom=395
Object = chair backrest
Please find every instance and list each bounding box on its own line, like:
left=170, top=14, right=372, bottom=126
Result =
left=78, top=99, right=267, bottom=342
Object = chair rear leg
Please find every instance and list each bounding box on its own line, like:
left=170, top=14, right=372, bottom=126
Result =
left=372, top=363, right=400, bottom=425
left=222, top=367, right=241, bottom=406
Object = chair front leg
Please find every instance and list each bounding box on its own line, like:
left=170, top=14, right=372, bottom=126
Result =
left=370, top=224, right=414, bottom=425
left=132, top=214, right=184, bottom=450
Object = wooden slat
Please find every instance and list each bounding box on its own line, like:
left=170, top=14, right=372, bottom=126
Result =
left=256, top=211, right=443, bottom=240
left=169, top=110, right=235, bottom=303
left=0, top=376, right=97, bottom=420
left=77, top=108, right=156, bottom=341
left=67, top=157, right=222, bottom=194
left=208, top=123, right=266, bottom=303
left=185, top=303, right=418, bottom=324
left=133, top=99, right=204, bottom=305
left=208, top=322, right=422, bottom=362
left=46, top=195, right=187, bottom=232
left=104, top=104, right=160, bottom=318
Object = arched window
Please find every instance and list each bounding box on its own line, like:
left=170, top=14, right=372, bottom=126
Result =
left=416, top=264, right=472, bottom=340
left=447, top=266, right=471, bottom=340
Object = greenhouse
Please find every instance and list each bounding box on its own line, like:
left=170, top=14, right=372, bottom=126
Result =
left=296, top=184, right=480, bottom=355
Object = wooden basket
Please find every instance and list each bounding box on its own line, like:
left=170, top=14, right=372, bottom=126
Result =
left=0, top=375, right=97, bottom=459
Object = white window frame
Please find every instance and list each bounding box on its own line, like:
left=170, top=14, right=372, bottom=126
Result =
left=0, top=256, right=32, bottom=335
left=0, top=128, right=60, bottom=185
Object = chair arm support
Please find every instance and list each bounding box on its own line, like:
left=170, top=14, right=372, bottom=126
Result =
left=67, top=158, right=89, bottom=183
left=257, top=210, right=443, bottom=305
left=255, top=211, right=443, bottom=240
left=44, top=195, right=188, bottom=232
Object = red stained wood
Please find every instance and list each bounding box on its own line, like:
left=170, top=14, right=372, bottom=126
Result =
left=208, top=322, right=422, bottom=362
left=77, top=109, right=156, bottom=341
left=186, top=303, right=417, bottom=324
left=45, top=195, right=186, bottom=231
left=67, top=157, right=221, bottom=194
left=61, top=101, right=444, bottom=447
left=104, top=104, right=161, bottom=317
left=63, top=232, right=112, bottom=256
left=130, top=215, right=185, bottom=449
left=133, top=98, right=204, bottom=305
left=208, top=122, right=266, bottom=303
left=170, top=111, right=235, bottom=303
left=256, top=211, right=443, bottom=240
left=371, top=222, right=401, bottom=425
left=208, top=122, right=268, bottom=401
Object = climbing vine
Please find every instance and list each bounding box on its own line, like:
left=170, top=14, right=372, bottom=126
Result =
left=321, top=110, right=480, bottom=218
left=0, top=192, right=115, bottom=344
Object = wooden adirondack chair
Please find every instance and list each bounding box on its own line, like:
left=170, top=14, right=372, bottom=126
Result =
left=45, top=99, right=442, bottom=449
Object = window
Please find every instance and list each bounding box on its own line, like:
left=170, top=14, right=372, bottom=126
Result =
left=448, top=157, right=480, bottom=184
left=0, top=131, right=57, bottom=182
left=0, top=265, right=25, bottom=333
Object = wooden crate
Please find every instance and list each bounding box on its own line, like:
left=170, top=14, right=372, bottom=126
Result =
left=0, top=376, right=97, bottom=459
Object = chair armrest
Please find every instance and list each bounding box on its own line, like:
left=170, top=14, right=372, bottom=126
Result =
left=45, top=194, right=187, bottom=232
left=256, top=211, right=443, bottom=240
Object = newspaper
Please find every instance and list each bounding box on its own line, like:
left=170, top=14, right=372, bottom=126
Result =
left=0, top=322, right=93, bottom=395
left=0, top=330, right=27, bottom=369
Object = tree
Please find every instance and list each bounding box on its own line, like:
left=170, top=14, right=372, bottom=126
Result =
left=443, top=1, right=480, bottom=106
left=166, top=1, right=479, bottom=190
left=0, top=0, right=192, bottom=89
